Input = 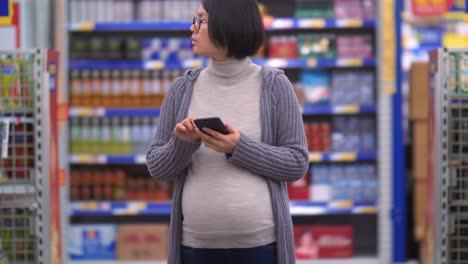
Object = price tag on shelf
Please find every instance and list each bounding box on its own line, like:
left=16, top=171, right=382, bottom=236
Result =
left=271, top=18, right=294, bottom=29
left=307, top=59, right=317, bottom=67
left=116, top=202, right=147, bottom=215
left=330, top=200, right=353, bottom=209
left=78, top=202, right=98, bottom=211
left=76, top=21, right=95, bottom=31
left=135, top=155, right=147, bottom=164
left=354, top=207, right=377, bottom=214
left=338, top=58, right=363, bottom=67
left=331, top=152, right=356, bottom=161
left=266, top=59, right=288, bottom=68
left=74, top=108, right=93, bottom=117
left=334, top=105, right=359, bottom=114
left=298, top=19, right=325, bottom=28
left=145, top=60, right=164, bottom=70
left=74, top=154, right=94, bottom=164
left=336, top=19, right=362, bottom=28
left=309, top=152, right=323, bottom=162
left=94, top=155, right=107, bottom=164
left=93, top=108, right=105, bottom=117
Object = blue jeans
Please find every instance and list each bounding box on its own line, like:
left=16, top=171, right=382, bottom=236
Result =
left=181, top=242, right=277, bottom=264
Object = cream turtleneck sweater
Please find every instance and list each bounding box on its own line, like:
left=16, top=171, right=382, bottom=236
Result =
left=182, top=57, right=276, bottom=248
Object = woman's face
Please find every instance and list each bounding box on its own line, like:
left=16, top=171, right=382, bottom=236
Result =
left=190, top=5, right=227, bottom=60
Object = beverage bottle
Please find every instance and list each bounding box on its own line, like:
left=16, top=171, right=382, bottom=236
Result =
left=81, top=118, right=91, bottom=153
left=113, top=169, right=126, bottom=200
left=90, top=117, right=101, bottom=154
left=142, top=70, right=152, bottom=107
left=101, top=70, right=112, bottom=107
left=151, top=71, right=163, bottom=107
left=110, top=117, right=121, bottom=155
left=121, top=117, right=132, bottom=154
left=130, top=70, right=141, bottom=107
left=101, top=118, right=111, bottom=154
left=70, top=70, right=82, bottom=106
left=91, top=70, right=101, bottom=107
left=121, top=70, right=131, bottom=107
left=81, top=170, right=92, bottom=200
left=81, top=70, right=92, bottom=107
left=131, top=117, right=141, bottom=154
left=70, top=118, right=81, bottom=154
left=111, top=70, right=121, bottom=107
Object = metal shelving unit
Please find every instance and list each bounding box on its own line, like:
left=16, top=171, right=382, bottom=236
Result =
left=432, top=48, right=468, bottom=264
left=0, top=49, right=63, bottom=264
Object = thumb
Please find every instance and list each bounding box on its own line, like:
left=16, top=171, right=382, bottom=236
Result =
left=225, top=123, right=237, bottom=134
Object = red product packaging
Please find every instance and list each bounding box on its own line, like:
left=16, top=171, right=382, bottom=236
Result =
left=287, top=173, right=309, bottom=200
left=294, top=226, right=353, bottom=259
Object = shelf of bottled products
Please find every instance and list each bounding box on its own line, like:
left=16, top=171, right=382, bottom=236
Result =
left=70, top=200, right=376, bottom=217
left=68, top=104, right=376, bottom=118
left=69, top=58, right=376, bottom=70
left=68, top=151, right=377, bottom=165
left=69, top=258, right=379, bottom=264
left=69, top=18, right=376, bottom=32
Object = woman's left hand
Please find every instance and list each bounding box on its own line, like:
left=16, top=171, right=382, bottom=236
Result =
left=200, top=123, right=240, bottom=154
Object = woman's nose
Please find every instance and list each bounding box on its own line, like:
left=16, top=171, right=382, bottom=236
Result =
left=190, top=24, right=195, bottom=33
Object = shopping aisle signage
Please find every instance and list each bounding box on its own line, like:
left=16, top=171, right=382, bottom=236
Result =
left=412, top=0, right=451, bottom=16
left=0, top=0, right=13, bottom=25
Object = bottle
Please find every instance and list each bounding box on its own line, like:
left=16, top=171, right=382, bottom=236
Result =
left=70, top=70, right=83, bottom=106
left=162, top=70, right=172, bottom=95
left=111, top=70, right=121, bottom=107
left=81, top=118, right=91, bottom=153
left=101, top=70, right=112, bottom=107
left=81, top=70, right=92, bottom=107
left=121, top=70, right=131, bottom=107
left=142, top=70, right=152, bottom=107
left=90, top=117, right=101, bottom=154
left=101, top=118, right=111, bottom=154
left=70, top=118, right=81, bottom=154
left=130, top=70, right=141, bottom=107
left=121, top=117, right=132, bottom=154
left=110, top=117, right=121, bottom=155
left=91, top=70, right=101, bottom=107
left=131, top=117, right=141, bottom=154
left=151, top=71, right=163, bottom=107
left=113, top=169, right=126, bottom=200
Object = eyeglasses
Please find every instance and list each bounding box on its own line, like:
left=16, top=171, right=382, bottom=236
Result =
left=192, top=16, right=207, bottom=32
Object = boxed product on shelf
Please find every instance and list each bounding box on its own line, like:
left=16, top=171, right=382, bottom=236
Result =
left=0, top=208, right=35, bottom=262
left=334, top=0, right=362, bottom=19
left=294, top=226, right=353, bottom=259
left=297, top=34, right=336, bottom=59
left=301, top=71, right=330, bottom=106
left=0, top=55, right=34, bottom=109
left=142, top=38, right=196, bottom=62
left=288, top=173, right=310, bottom=200
left=336, top=35, right=373, bottom=58
left=295, top=0, right=334, bottom=18
left=331, top=71, right=375, bottom=106
left=117, top=224, right=169, bottom=260
left=268, top=36, right=298, bottom=59
left=68, top=225, right=117, bottom=260
left=458, top=53, right=468, bottom=94
left=304, top=122, right=331, bottom=152
left=331, top=116, right=375, bottom=152
left=310, top=164, right=377, bottom=202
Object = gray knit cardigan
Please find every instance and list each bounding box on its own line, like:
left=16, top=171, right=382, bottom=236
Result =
left=146, top=66, right=309, bottom=264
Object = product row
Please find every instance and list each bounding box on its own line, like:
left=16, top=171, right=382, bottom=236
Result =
left=301, top=71, right=375, bottom=106
left=288, top=164, right=377, bottom=202
left=70, top=34, right=373, bottom=61
left=70, top=169, right=171, bottom=201
left=0, top=208, right=35, bottom=262
left=449, top=52, right=468, bottom=94
left=68, top=224, right=354, bottom=261
left=69, top=0, right=199, bottom=23
left=296, top=0, right=375, bottom=19
left=304, top=117, right=376, bottom=153
left=0, top=122, right=34, bottom=180
left=0, top=55, right=35, bottom=109
left=270, top=34, right=373, bottom=59
left=70, top=117, right=159, bottom=155
left=70, top=69, right=180, bottom=107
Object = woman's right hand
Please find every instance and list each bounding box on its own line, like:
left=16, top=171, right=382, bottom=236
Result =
left=174, top=117, right=201, bottom=142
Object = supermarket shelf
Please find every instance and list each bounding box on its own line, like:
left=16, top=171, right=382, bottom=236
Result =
left=69, top=259, right=378, bottom=264
left=69, top=154, right=146, bottom=165
left=0, top=116, right=34, bottom=123
left=69, top=107, right=160, bottom=117
left=303, top=105, right=377, bottom=115
left=70, top=152, right=377, bottom=165
left=309, top=152, right=377, bottom=162
left=70, top=201, right=376, bottom=217
left=69, top=18, right=375, bottom=32
left=70, top=58, right=376, bottom=70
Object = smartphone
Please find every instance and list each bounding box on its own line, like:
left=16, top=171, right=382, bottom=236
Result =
left=194, top=117, right=229, bottom=135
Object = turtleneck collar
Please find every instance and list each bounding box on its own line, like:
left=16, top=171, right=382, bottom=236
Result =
left=206, top=57, right=252, bottom=82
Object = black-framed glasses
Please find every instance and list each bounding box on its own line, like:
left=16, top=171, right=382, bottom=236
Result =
left=192, top=16, right=207, bottom=32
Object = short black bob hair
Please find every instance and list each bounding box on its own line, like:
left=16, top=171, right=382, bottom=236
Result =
left=202, top=0, right=265, bottom=59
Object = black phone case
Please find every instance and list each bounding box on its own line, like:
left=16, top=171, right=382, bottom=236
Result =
left=194, top=117, right=229, bottom=135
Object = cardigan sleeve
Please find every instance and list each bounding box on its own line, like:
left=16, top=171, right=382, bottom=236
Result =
left=146, top=77, right=201, bottom=181
left=227, top=73, right=309, bottom=182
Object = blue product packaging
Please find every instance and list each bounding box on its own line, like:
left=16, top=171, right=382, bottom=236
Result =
left=68, top=225, right=117, bottom=260
left=359, top=72, right=375, bottom=105
left=301, top=71, right=330, bottom=106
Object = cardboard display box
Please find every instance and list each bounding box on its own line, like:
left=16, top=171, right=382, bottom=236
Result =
left=410, top=62, right=430, bottom=120
left=117, top=224, right=169, bottom=260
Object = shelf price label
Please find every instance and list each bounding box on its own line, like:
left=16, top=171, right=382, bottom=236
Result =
left=337, top=19, right=363, bottom=27
left=145, top=60, right=164, bottom=70
left=354, top=207, right=378, bottom=214
left=309, top=152, right=323, bottom=162
left=76, top=21, right=95, bottom=31
left=338, top=58, right=363, bottom=67
left=330, top=200, right=353, bottom=209
left=307, top=59, right=317, bottom=67
left=334, top=105, right=359, bottom=114
left=266, top=59, right=288, bottom=68
left=73, top=107, right=93, bottom=117
left=135, top=155, right=147, bottom=164
left=73, top=154, right=95, bottom=164
left=271, top=18, right=294, bottom=29
left=298, top=19, right=326, bottom=28
left=78, top=202, right=98, bottom=211
left=331, top=152, right=357, bottom=161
